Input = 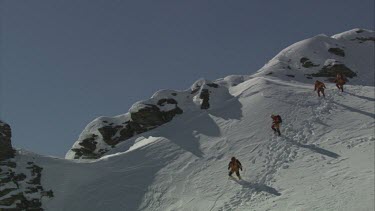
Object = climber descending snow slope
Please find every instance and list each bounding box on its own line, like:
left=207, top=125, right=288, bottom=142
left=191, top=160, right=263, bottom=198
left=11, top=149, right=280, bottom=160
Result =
left=1, top=28, right=374, bottom=210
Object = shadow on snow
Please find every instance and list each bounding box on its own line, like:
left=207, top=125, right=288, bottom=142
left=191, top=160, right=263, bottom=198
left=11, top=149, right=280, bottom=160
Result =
left=232, top=179, right=281, bottom=196
left=345, top=91, right=375, bottom=102
left=284, top=137, right=340, bottom=159
left=332, top=101, right=374, bottom=119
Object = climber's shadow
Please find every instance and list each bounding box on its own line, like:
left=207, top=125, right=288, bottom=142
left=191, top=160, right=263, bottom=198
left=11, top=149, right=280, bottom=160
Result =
left=232, top=179, right=281, bottom=196
left=284, top=137, right=340, bottom=159
left=345, top=91, right=375, bottom=102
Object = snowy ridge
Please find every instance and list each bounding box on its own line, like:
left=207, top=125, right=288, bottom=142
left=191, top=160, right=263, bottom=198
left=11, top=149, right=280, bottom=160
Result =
left=1, top=28, right=374, bottom=210
left=39, top=77, right=374, bottom=210
left=65, top=77, right=243, bottom=159
left=254, top=28, right=374, bottom=86
left=67, top=28, right=374, bottom=160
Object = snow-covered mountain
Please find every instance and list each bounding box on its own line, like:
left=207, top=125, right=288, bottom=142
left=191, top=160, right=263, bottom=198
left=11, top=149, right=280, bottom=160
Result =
left=1, top=28, right=374, bottom=210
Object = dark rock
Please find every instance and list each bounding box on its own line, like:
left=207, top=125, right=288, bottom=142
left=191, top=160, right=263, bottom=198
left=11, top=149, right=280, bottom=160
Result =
left=0, top=176, right=12, bottom=185
left=356, top=29, right=364, bottom=33
left=199, top=89, right=210, bottom=109
left=0, top=188, right=16, bottom=197
left=26, top=164, right=43, bottom=185
left=25, top=186, right=39, bottom=194
left=300, top=57, right=319, bottom=68
left=157, top=98, right=178, bottom=106
left=171, top=93, right=177, bottom=96
left=0, top=192, right=42, bottom=210
left=310, top=63, right=357, bottom=78
left=118, top=126, right=134, bottom=140
left=14, top=173, right=27, bottom=182
left=0, top=121, right=15, bottom=161
left=36, top=185, right=44, bottom=191
left=98, top=126, right=119, bottom=146
left=78, top=136, right=97, bottom=152
left=0, top=161, right=16, bottom=168
left=127, top=121, right=147, bottom=134
left=306, top=76, right=313, bottom=79
left=27, top=164, right=43, bottom=176
left=0, top=193, right=25, bottom=206
left=162, top=107, right=183, bottom=122
left=41, top=190, right=54, bottom=198
left=131, top=103, right=183, bottom=127
left=71, top=148, right=100, bottom=159
left=206, top=83, right=219, bottom=88
left=265, top=72, right=273, bottom=75
left=98, top=149, right=109, bottom=154
left=0, top=160, right=53, bottom=209
left=286, top=74, right=295, bottom=78
left=328, top=48, right=345, bottom=57
left=131, top=104, right=165, bottom=127
left=191, top=88, right=200, bottom=94
left=351, top=37, right=375, bottom=43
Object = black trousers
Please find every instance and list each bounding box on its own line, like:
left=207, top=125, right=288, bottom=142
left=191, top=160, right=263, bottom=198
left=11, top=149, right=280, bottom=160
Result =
left=229, top=170, right=240, bottom=177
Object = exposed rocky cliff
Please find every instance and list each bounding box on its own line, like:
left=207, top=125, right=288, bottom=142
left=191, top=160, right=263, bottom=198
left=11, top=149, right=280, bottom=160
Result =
left=0, top=121, right=15, bottom=161
left=0, top=120, right=54, bottom=210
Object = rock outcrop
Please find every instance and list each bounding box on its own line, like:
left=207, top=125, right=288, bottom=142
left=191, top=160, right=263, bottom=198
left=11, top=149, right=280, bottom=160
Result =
left=0, top=121, right=15, bottom=161
left=328, top=47, right=345, bottom=57
left=66, top=78, right=235, bottom=159
left=310, top=60, right=357, bottom=78
left=300, top=57, right=319, bottom=68
left=0, top=120, right=53, bottom=210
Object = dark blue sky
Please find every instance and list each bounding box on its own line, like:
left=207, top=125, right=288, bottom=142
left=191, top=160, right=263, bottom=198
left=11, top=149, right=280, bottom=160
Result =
left=1, top=0, right=374, bottom=157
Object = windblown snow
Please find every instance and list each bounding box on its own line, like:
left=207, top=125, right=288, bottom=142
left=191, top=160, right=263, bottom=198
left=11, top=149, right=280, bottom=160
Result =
left=2, top=28, right=374, bottom=211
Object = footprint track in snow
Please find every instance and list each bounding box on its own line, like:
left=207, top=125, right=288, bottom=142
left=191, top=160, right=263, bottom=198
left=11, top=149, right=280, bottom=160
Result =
left=215, top=88, right=340, bottom=210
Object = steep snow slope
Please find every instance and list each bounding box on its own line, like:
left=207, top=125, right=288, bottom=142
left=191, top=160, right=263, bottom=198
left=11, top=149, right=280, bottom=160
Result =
left=1, top=29, right=374, bottom=210
left=12, top=77, right=374, bottom=211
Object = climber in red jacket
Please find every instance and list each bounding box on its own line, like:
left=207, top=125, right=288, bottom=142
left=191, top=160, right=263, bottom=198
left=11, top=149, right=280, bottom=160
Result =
left=271, top=114, right=282, bottom=136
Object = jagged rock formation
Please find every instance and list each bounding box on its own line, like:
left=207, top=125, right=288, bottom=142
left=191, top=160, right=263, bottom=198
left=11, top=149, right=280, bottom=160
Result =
left=328, top=47, right=345, bottom=57
left=0, top=120, right=54, bottom=210
left=300, top=57, right=319, bottom=68
left=310, top=60, right=357, bottom=78
left=0, top=121, right=15, bottom=161
left=66, top=78, right=234, bottom=159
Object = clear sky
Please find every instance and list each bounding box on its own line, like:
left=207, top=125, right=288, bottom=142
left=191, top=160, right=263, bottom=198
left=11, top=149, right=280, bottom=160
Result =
left=1, top=0, right=374, bottom=157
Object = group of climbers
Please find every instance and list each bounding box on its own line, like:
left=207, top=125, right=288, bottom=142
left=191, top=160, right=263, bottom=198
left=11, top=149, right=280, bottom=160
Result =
left=314, top=73, right=348, bottom=98
left=228, top=73, right=348, bottom=180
